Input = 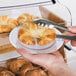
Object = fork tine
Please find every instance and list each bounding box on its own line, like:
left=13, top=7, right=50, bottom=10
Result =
left=41, top=23, right=44, bottom=26
left=45, top=24, right=48, bottom=27
left=48, top=24, right=54, bottom=28
left=38, top=23, right=41, bottom=26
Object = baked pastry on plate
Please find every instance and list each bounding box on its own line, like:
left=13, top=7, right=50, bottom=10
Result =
left=18, top=21, right=56, bottom=45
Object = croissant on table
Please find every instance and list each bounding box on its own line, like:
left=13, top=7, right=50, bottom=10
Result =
left=0, top=16, right=18, bottom=33
left=16, top=64, right=33, bottom=76
left=0, top=67, right=15, bottom=76
left=6, top=58, right=31, bottom=73
left=17, top=13, right=35, bottom=25
left=0, top=58, right=53, bottom=76
left=26, top=68, right=47, bottom=76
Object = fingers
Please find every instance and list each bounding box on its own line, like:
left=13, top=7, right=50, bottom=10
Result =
left=71, top=41, right=76, bottom=46
left=63, top=31, right=70, bottom=44
left=68, top=26, right=76, bottom=33
left=17, top=49, right=38, bottom=62
left=17, top=49, right=49, bottom=66
left=63, top=26, right=76, bottom=46
left=68, top=26, right=76, bottom=46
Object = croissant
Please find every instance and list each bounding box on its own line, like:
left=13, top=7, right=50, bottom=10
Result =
left=0, top=70, right=15, bottom=76
left=18, top=21, right=56, bottom=45
left=0, top=67, right=15, bottom=76
left=16, top=64, right=33, bottom=76
left=0, top=67, right=7, bottom=71
left=25, top=68, right=47, bottom=76
left=6, top=58, right=31, bottom=73
left=0, top=16, right=18, bottom=33
left=17, top=13, right=35, bottom=25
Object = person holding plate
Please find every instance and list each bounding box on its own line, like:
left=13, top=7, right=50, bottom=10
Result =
left=17, top=26, right=76, bottom=76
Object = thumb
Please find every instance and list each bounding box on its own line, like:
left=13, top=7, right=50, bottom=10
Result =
left=68, top=26, right=76, bottom=33
left=68, top=26, right=76, bottom=46
left=71, top=41, right=76, bottom=46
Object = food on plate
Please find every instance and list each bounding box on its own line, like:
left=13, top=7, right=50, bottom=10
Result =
left=6, top=58, right=31, bottom=73
left=25, top=68, right=47, bottom=76
left=18, top=21, right=56, bottom=45
left=17, top=13, right=35, bottom=25
left=0, top=16, right=18, bottom=33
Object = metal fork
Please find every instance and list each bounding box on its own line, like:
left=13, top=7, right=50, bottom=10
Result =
left=33, top=19, right=76, bottom=41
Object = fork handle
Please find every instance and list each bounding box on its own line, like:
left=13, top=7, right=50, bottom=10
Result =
left=56, top=34, right=76, bottom=41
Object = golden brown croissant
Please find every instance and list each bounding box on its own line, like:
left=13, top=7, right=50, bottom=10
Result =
left=16, top=64, right=33, bottom=76
left=0, top=67, right=15, bottom=76
left=0, top=67, right=7, bottom=71
left=25, top=68, right=47, bottom=76
left=18, top=21, right=56, bottom=45
left=0, top=16, right=18, bottom=33
left=6, top=58, right=31, bottom=73
left=0, top=70, right=15, bottom=76
left=17, top=13, right=35, bottom=25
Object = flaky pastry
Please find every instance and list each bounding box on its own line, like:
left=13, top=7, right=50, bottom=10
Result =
left=26, top=68, right=47, bottom=76
left=18, top=21, right=56, bottom=45
left=0, top=70, right=15, bottom=76
left=16, top=64, right=33, bottom=76
left=0, top=16, right=18, bottom=33
left=0, top=67, right=15, bottom=76
left=6, top=58, right=31, bottom=73
left=17, top=13, right=35, bottom=25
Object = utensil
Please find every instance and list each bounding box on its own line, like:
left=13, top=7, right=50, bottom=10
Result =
left=56, top=35, right=76, bottom=41
left=9, top=26, right=64, bottom=54
left=64, top=44, right=71, bottom=51
left=33, top=19, right=76, bottom=34
left=19, top=19, right=76, bottom=41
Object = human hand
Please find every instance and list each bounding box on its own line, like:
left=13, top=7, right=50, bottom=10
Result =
left=17, top=49, right=66, bottom=75
left=64, top=26, right=76, bottom=46
left=17, top=49, right=64, bottom=69
left=17, top=49, right=76, bottom=76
